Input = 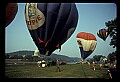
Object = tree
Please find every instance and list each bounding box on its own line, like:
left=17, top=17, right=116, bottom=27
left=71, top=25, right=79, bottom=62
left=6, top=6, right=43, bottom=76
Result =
left=107, top=51, right=116, bottom=64
left=105, top=18, right=117, bottom=48
left=105, top=18, right=117, bottom=65
left=88, top=58, right=94, bottom=63
left=25, top=55, right=33, bottom=61
left=5, top=54, right=9, bottom=59
left=93, top=55, right=102, bottom=62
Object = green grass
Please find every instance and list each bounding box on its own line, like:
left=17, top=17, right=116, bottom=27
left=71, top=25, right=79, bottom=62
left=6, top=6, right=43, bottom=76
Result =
left=5, top=63, right=109, bottom=78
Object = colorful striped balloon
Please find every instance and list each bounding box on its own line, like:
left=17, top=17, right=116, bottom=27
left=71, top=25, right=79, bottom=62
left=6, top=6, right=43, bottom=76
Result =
left=76, top=32, right=97, bottom=59
left=97, top=28, right=109, bottom=41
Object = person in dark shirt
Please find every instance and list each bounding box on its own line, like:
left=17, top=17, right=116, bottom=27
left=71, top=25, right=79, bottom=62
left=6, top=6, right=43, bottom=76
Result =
left=56, top=59, right=61, bottom=72
left=108, top=67, right=118, bottom=79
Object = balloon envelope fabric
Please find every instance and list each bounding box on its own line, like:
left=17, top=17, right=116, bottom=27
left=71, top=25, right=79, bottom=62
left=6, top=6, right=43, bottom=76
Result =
left=97, top=28, right=109, bottom=41
left=6, top=3, right=18, bottom=27
left=76, top=32, right=97, bottom=59
left=25, top=3, right=78, bottom=56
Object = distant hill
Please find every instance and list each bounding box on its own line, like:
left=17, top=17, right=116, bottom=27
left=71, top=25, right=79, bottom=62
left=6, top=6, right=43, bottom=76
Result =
left=49, top=53, right=81, bottom=62
left=5, top=50, right=34, bottom=56
left=5, top=51, right=81, bottom=62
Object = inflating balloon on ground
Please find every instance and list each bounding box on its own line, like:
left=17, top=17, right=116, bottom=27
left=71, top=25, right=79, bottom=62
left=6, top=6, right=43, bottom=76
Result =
left=25, top=3, right=78, bottom=56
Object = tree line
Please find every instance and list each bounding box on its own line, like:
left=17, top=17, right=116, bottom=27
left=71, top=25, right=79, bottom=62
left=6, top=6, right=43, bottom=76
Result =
left=88, top=18, right=117, bottom=65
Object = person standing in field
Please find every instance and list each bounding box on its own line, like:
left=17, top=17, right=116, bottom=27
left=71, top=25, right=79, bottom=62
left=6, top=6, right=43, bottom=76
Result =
left=37, top=61, right=41, bottom=67
left=42, top=59, right=46, bottom=67
left=93, top=61, right=96, bottom=70
left=99, top=61, right=102, bottom=70
left=56, top=59, right=61, bottom=72
left=87, top=61, right=90, bottom=66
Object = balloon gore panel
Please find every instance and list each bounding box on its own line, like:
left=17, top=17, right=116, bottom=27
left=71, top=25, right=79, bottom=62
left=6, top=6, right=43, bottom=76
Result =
left=25, top=3, right=78, bottom=56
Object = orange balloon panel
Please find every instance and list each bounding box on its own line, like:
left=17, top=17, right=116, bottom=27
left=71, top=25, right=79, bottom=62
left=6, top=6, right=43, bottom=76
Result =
left=76, top=32, right=97, bottom=41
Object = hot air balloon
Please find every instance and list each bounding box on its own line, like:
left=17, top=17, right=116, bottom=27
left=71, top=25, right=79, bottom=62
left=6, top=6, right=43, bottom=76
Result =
left=76, top=32, right=97, bottom=60
left=25, top=3, right=78, bottom=56
left=100, top=56, right=107, bottom=62
left=6, top=3, right=18, bottom=27
left=97, top=28, right=109, bottom=41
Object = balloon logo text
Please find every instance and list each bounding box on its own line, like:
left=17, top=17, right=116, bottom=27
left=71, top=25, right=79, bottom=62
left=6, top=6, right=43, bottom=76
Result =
left=26, top=15, right=42, bottom=25
left=25, top=3, right=45, bottom=30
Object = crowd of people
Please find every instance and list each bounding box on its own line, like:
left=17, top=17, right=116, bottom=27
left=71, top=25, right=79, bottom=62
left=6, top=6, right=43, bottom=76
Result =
left=37, top=58, right=117, bottom=79
left=37, top=58, right=61, bottom=72
left=86, top=61, right=117, bottom=79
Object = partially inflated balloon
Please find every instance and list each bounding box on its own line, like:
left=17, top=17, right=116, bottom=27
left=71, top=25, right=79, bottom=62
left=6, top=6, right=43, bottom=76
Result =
left=25, top=3, right=78, bottom=56
left=76, top=32, right=97, bottom=60
left=100, top=56, right=107, bottom=61
left=34, top=48, right=39, bottom=56
left=97, top=28, right=109, bottom=41
left=6, top=3, right=18, bottom=27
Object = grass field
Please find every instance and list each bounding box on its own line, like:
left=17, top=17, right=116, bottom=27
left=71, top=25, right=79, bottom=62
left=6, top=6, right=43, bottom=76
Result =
left=5, top=61, right=110, bottom=78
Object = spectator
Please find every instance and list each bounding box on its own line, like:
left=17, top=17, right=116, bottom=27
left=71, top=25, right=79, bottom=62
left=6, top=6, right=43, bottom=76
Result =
left=108, top=67, right=118, bottom=79
left=37, top=61, right=41, bottom=67
left=56, top=59, right=61, bottom=72
left=93, top=61, right=96, bottom=70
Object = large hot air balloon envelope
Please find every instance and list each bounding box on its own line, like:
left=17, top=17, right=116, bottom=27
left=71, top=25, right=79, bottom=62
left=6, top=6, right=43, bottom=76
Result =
left=76, top=32, right=97, bottom=60
left=25, top=3, right=78, bottom=56
left=97, top=28, right=109, bottom=41
left=6, top=3, right=18, bottom=27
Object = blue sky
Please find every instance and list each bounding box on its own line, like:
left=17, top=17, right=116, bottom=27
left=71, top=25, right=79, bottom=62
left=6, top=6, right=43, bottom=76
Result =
left=5, top=3, right=117, bottom=58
